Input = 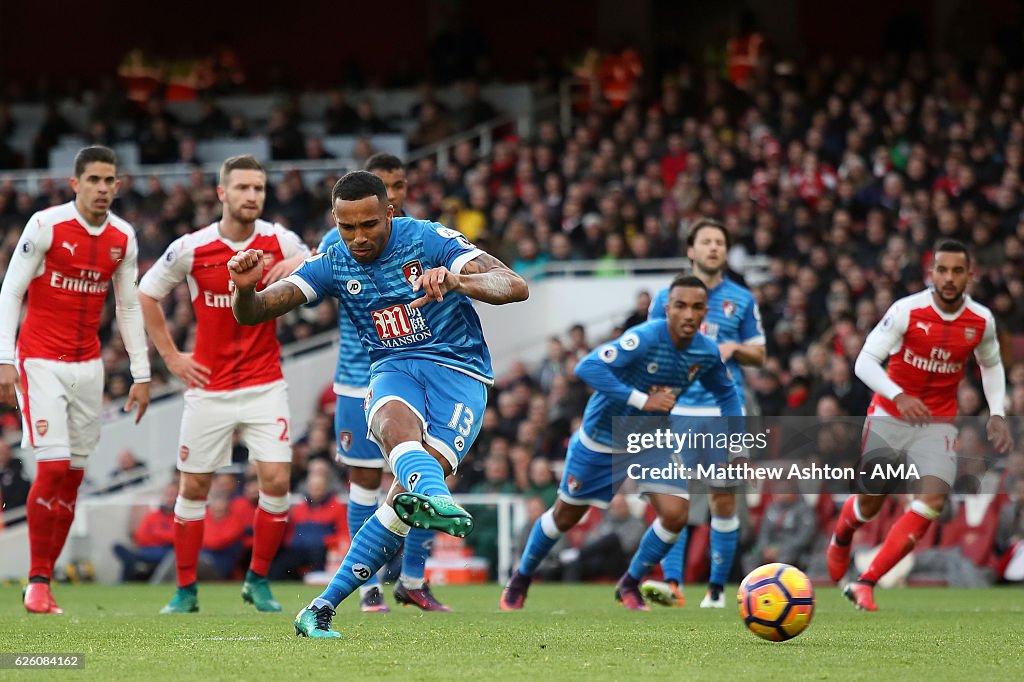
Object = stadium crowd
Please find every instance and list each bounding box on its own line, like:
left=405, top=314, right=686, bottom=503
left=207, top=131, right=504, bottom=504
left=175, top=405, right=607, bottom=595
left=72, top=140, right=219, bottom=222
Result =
left=3, top=42, right=1024, bottom=583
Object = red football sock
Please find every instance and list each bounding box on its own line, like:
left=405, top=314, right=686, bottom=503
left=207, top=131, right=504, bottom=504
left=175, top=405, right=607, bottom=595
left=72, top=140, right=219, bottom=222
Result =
left=173, top=498, right=207, bottom=588
left=26, top=460, right=70, bottom=579
left=833, top=495, right=872, bottom=545
left=249, top=499, right=288, bottom=577
left=860, top=503, right=936, bottom=584
left=49, top=465, right=85, bottom=570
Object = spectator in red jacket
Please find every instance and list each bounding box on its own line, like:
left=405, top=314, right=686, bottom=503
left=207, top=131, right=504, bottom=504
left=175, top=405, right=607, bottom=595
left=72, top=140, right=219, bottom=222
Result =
left=269, top=471, right=347, bottom=579
left=113, top=482, right=176, bottom=581
left=200, top=493, right=248, bottom=579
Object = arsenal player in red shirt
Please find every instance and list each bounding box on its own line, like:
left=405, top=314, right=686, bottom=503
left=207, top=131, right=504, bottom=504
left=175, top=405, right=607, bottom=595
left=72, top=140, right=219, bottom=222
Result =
left=827, top=240, right=1013, bottom=610
left=139, top=155, right=309, bottom=614
left=0, top=146, right=151, bottom=614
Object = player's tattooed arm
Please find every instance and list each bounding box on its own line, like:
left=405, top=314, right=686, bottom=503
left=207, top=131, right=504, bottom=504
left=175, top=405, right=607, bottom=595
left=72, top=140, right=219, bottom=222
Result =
left=232, top=280, right=306, bottom=325
left=411, top=252, right=529, bottom=308
left=454, top=252, right=529, bottom=304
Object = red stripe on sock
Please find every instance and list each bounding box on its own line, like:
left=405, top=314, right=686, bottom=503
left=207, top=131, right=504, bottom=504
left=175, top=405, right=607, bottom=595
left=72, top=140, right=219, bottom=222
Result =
left=26, top=460, right=70, bottom=579
left=174, top=517, right=205, bottom=587
left=860, top=508, right=933, bottom=584
left=250, top=507, right=288, bottom=576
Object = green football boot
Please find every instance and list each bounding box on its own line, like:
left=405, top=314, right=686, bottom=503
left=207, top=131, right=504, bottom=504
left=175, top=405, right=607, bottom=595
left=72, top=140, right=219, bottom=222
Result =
left=294, top=605, right=343, bottom=639
left=242, top=570, right=282, bottom=612
left=392, top=492, right=475, bottom=537
left=159, top=584, right=198, bottom=614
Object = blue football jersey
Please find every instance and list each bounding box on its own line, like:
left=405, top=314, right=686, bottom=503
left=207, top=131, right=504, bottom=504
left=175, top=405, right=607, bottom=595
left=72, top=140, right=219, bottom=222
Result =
left=649, top=278, right=764, bottom=407
left=287, top=217, right=493, bottom=383
left=574, top=319, right=743, bottom=450
left=318, top=228, right=371, bottom=392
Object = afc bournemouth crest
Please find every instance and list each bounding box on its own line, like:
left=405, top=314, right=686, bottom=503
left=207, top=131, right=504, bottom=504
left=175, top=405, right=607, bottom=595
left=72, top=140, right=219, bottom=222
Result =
left=567, top=475, right=581, bottom=495
left=179, top=445, right=190, bottom=462
left=402, top=259, right=423, bottom=287
left=963, top=326, right=977, bottom=341
left=110, top=246, right=124, bottom=262
left=722, top=300, right=736, bottom=318
left=35, top=419, right=48, bottom=436
left=687, top=364, right=701, bottom=383
left=339, top=430, right=353, bottom=453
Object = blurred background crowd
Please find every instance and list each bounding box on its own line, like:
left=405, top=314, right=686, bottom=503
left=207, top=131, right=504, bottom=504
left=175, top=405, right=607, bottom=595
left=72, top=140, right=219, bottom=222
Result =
left=3, top=3, right=1024, bottom=586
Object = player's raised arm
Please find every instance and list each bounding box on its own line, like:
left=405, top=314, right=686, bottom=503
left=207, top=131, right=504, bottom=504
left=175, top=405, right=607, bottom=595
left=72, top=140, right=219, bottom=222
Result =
left=229, top=249, right=308, bottom=325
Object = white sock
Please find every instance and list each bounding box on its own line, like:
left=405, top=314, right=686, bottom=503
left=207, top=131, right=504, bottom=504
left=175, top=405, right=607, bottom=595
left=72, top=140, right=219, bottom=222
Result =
left=400, top=575, right=425, bottom=590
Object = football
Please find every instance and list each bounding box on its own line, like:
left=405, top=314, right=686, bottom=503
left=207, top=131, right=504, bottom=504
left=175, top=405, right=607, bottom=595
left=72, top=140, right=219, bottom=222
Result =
left=737, top=563, right=815, bottom=642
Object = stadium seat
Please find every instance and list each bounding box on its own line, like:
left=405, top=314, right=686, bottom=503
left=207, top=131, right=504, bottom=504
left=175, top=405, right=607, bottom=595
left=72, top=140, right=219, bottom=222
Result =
left=48, top=139, right=89, bottom=170
left=1011, top=334, right=1024, bottom=362
left=113, top=143, right=140, bottom=170
left=565, top=507, right=602, bottom=548
left=813, top=492, right=836, bottom=532
left=322, top=134, right=407, bottom=160
left=939, top=504, right=1000, bottom=567
left=196, top=137, right=270, bottom=163
left=685, top=523, right=710, bottom=583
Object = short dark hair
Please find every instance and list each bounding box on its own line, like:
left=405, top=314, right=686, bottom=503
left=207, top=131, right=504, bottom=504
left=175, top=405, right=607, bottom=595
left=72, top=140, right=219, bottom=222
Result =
left=74, top=145, right=117, bottom=177
left=686, top=217, right=731, bottom=249
left=934, top=238, right=971, bottom=261
left=365, top=153, right=404, bottom=174
left=219, top=155, right=265, bottom=185
left=669, top=273, right=708, bottom=294
left=332, top=170, right=388, bottom=205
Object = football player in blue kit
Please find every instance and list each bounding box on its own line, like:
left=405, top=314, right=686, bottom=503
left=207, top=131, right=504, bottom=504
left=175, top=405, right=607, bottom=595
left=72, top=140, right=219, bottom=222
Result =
left=228, top=170, right=528, bottom=638
left=499, top=275, right=743, bottom=611
left=319, top=154, right=453, bottom=613
left=643, top=219, right=766, bottom=609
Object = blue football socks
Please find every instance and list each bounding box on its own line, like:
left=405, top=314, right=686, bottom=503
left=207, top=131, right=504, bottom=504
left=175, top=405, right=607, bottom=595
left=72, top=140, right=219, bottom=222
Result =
left=628, top=519, right=681, bottom=581
left=347, top=482, right=380, bottom=589
left=518, top=509, right=562, bottom=577
left=313, top=506, right=409, bottom=609
left=391, top=441, right=450, bottom=497
left=709, top=515, right=740, bottom=589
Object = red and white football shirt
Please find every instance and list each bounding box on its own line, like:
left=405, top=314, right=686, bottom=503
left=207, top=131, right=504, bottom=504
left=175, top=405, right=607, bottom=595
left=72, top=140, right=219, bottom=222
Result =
left=139, top=220, right=309, bottom=391
left=861, top=289, right=1000, bottom=418
left=0, top=201, right=150, bottom=379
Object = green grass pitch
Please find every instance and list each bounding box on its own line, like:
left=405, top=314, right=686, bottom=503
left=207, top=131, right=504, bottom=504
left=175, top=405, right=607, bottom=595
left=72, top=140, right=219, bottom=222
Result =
left=1, top=583, right=1021, bottom=680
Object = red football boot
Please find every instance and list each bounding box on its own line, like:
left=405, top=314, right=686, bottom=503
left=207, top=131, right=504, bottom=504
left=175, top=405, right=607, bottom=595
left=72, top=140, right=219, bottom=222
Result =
left=24, top=582, right=62, bottom=614
left=843, top=581, right=878, bottom=612
left=614, top=574, right=650, bottom=612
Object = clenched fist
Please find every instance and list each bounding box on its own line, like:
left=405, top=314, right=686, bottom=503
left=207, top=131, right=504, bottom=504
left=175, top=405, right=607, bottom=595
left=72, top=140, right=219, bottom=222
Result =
left=227, top=249, right=266, bottom=291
